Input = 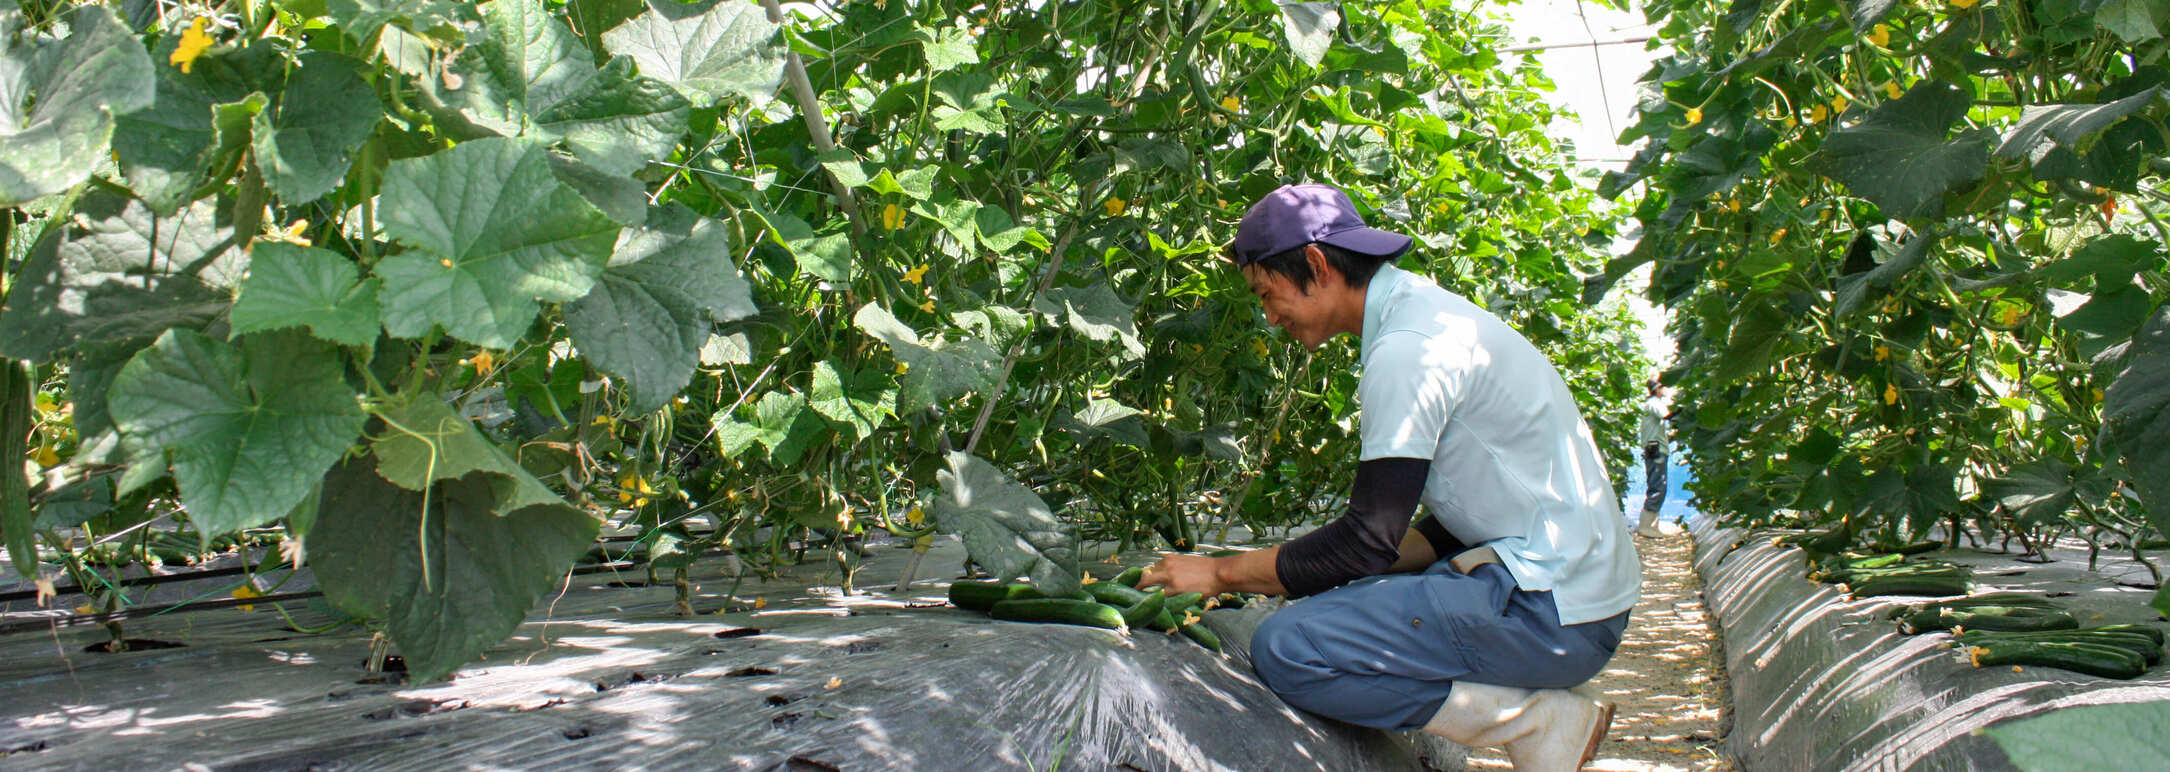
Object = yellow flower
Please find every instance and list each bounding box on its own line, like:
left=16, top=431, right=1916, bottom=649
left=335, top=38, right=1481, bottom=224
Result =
left=1252, top=339, right=1270, bottom=359
left=917, top=300, right=936, bottom=313
left=1950, top=0, right=1978, bottom=8
left=1103, top=197, right=1127, bottom=217
left=895, top=361, right=908, bottom=375
left=1885, top=81, right=1904, bottom=99
left=1884, top=383, right=1899, bottom=405
left=902, top=264, right=929, bottom=285
left=1769, top=228, right=1787, bottom=244
left=1809, top=104, right=1828, bottom=122
left=1830, top=96, right=1850, bottom=115
left=1867, top=24, right=1890, bottom=47
left=825, top=676, right=843, bottom=690
left=1723, top=198, right=1741, bottom=213
left=171, top=17, right=214, bottom=74
left=1997, top=303, right=2026, bottom=327
left=233, top=584, right=262, bottom=612
left=753, top=597, right=768, bottom=610
left=907, top=506, right=926, bottom=526
left=269, top=220, right=312, bottom=246
left=2093, top=388, right=2106, bottom=404
left=462, top=350, right=496, bottom=376
left=31, top=445, right=60, bottom=467
left=1220, top=96, right=1241, bottom=113
left=1875, top=344, right=1891, bottom=362
left=881, top=203, right=903, bottom=230
left=1685, top=107, right=1703, bottom=125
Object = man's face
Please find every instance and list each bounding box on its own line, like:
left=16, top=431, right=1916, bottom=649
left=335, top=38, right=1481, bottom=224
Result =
left=1242, top=261, right=1335, bottom=350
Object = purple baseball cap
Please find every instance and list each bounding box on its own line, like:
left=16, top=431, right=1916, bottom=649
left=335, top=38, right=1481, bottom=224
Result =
left=1226, top=183, right=1413, bottom=266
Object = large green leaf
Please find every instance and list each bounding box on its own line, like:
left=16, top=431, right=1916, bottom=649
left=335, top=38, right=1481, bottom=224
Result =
left=1981, top=702, right=2170, bottom=770
left=1980, top=459, right=2078, bottom=525
left=432, top=0, right=690, bottom=175
left=1032, top=283, right=1146, bottom=358
left=107, top=330, right=364, bottom=537
left=0, top=191, right=246, bottom=362
left=2103, top=305, right=2170, bottom=561
left=2039, top=234, right=2162, bottom=283
left=2096, top=0, right=2168, bottom=43
left=229, top=242, right=382, bottom=347
left=933, top=452, right=1081, bottom=597
left=311, top=456, right=598, bottom=683
left=1066, top=398, right=1150, bottom=448
left=375, top=137, right=620, bottom=348
left=369, top=391, right=569, bottom=515
left=809, top=360, right=896, bottom=443
left=1808, top=80, right=1992, bottom=220
left=565, top=204, right=756, bottom=412
left=0, top=3, right=153, bottom=206
left=1278, top=2, right=1340, bottom=68
left=752, top=208, right=852, bottom=281
left=852, top=302, right=997, bottom=414
left=600, top=0, right=784, bottom=107
left=1993, top=87, right=2162, bottom=172
left=714, top=391, right=823, bottom=465
left=251, top=53, right=382, bottom=205
left=112, top=41, right=281, bottom=215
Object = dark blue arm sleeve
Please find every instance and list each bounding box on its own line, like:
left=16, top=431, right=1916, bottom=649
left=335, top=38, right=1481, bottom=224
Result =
left=1274, top=457, right=1435, bottom=597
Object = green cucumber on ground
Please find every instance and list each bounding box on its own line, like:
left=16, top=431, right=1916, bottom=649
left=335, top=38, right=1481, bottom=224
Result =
left=1113, top=566, right=1145, bottom=588
left=1085, top=581, right=1151, bottom=608
left=2093, top=623, right=2167, bottom=647
left=988, top=598, right=1128, bottom=631
left=1206, top=549, right=1243, bottom=558
left=1849, top=572, right=1973, bottom=598
left=1956, top=629, right=2162, bottom=665
left=1164, top=592, right=1204, bottom=613
left=1121, top=590, right=1166, bottom=628
left=1942, top=606, right=2078, bottom=633
left=1966, top=639, right=2147, bottom=679
left=1180, top=619, right=1223, bottom=652
left=949, top=580, right=1037, bottom=611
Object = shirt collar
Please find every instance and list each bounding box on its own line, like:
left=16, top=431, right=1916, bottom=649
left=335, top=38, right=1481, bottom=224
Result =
left=1361, top=263, right=1407, bottom=347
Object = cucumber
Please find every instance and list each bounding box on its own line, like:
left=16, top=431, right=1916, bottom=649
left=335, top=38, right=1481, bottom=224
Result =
left=949, top=580, right=1036, bottom=611
left=1121, top=590, right=1166, bottom=628
left=1967, top=640, right=2147, bottom=679
left=1180, top=619, right=1224, bottom=652
left=2094, top=623, right=2167, bottom=647
left=988, top=598, right=1128, bottom=631
left=1113, top=566, right=1145, bottom=588
left=1165, top=592, right=1204, bottom=613
left=1956, top=629, right=2162, bottom=665
left=1085, top=581, right=1151, bottom=607
left=1943, top=606, right=2078, bottom=633
left=1849, top=572, right=1972, bottom=598
left=1206, top=549, right=1242, bottom=558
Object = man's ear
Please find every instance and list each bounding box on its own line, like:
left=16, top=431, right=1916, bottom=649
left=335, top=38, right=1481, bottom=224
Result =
left=1304, top=244, right=1339, bottom=283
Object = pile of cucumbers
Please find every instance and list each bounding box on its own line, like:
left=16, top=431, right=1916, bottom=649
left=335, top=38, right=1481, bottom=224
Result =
left=947, top=567, right=1233, bottom=652
left=1885, top=593, right=2165, bottom=679
left=1806, top=552, right=1974, bottom=598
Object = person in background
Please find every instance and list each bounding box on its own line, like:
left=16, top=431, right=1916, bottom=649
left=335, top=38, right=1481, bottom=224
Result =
left=1635, top=379, right=1670, bottom=539
left=1140, top=183, right=1639, bottom=771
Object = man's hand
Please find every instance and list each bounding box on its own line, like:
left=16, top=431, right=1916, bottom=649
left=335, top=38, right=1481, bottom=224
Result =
left=1139, top=545, right=1288, bottom=596
left=1139, top=553, right=1223, bottom=596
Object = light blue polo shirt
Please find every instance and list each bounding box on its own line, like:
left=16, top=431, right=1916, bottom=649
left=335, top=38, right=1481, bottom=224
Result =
left=1356, top=265, right=1640, bottom=625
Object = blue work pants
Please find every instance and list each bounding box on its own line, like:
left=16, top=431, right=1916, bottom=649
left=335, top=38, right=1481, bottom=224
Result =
left=1249, top=561, right=1628, bottom=731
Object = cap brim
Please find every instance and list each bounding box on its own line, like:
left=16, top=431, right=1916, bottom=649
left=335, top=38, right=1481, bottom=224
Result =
left=1320, top=226, right=1414, bottom=260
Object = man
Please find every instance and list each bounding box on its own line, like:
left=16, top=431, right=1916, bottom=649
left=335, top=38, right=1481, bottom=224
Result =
left=1140, top=184, right=1640, bottom=771
left=1635, top=379, right=1671, bottom=538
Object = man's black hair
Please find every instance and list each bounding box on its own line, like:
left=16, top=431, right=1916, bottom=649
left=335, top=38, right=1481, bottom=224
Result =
left=1247, top=241, right=1395, bottom=293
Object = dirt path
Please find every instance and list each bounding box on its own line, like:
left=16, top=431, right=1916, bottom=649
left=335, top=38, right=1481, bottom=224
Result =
left=1462, top=525, right=1736, bottom=771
